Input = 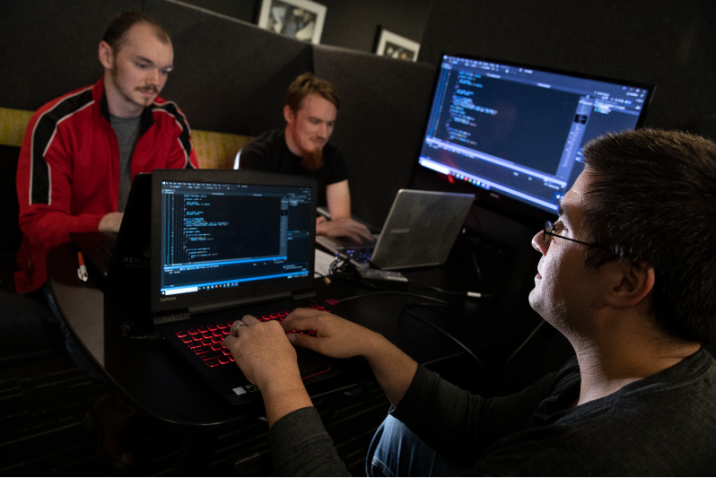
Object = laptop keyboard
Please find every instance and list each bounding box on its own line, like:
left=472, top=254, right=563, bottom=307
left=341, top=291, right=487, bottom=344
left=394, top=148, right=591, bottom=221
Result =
left=175, top=304, right=328, bottom=368
left=344, top=248, right=372, bottom=263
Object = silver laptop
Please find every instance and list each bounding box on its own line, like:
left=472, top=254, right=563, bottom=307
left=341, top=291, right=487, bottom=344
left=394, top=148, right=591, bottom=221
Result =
left=317, top=189, right=474, bottom=270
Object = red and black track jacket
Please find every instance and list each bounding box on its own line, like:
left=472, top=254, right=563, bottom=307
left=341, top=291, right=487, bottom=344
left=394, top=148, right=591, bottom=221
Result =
left=15, top=77, right=199, bottom=293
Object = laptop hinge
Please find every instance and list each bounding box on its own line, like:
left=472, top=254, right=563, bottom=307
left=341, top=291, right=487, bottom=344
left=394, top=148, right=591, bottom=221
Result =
left=153, top=309, right=191, bottom=326
left=189, top=292, right=292, bottom=315
left=292, top=289, right=316, bottom=301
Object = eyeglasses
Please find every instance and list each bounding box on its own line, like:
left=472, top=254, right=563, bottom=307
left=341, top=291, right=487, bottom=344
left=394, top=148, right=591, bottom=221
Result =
left=542, top=220, right=606, bottom=250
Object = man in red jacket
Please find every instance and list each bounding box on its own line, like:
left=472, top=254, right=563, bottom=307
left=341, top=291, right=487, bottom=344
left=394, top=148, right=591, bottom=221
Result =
left=13, top=11, right=198, bottom=469
left=16, top=11, right=198, bottom=294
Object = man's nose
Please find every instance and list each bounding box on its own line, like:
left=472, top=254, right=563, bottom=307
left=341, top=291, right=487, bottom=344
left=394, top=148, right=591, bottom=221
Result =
left=531, top=230, right=548, bottom=254
left=147, top=68, right=160, bottom=85
left=318, top=123, right=328, bottom=138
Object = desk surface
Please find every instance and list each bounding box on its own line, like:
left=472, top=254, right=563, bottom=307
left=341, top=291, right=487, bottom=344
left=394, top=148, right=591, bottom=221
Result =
left=47, top=234, right=541, bottom=427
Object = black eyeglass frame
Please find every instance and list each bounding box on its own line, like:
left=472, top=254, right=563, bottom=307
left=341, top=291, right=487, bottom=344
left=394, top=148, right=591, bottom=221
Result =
left=542, top=220, right=609, bottom=251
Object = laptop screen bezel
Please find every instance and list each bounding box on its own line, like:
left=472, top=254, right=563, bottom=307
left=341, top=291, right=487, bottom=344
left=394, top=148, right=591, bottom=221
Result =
left=150, top=169, right=318, bottom=315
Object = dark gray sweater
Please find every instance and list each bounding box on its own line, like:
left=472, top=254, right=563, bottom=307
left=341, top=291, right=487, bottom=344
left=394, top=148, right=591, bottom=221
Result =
left=270, top=349, right=716, bottom=475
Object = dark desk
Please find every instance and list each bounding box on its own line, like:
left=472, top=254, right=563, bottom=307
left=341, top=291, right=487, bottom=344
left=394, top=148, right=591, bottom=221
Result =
left=47, top=233, right=541, bottom=428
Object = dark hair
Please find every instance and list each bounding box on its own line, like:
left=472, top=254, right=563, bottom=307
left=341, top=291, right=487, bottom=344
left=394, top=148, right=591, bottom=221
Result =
left=102, top=11, right=170, bottom=52
left=285, top=73, right=340, bottom=112
left=582, top=129, right=716, bottom=344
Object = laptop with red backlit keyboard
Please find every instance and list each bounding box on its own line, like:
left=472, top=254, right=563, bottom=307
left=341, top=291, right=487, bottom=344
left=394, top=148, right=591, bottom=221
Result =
left=149, top=169, right=333, bottom=405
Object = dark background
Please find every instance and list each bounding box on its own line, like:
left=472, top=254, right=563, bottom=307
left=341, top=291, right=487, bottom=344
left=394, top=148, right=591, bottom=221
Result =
left=179, top=0, right=430, bottom=53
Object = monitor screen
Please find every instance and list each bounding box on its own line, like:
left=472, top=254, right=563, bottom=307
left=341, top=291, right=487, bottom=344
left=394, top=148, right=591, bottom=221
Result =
left=418, top=55, right=654, bottom=217
left=159, top=180, right=313, bottom=297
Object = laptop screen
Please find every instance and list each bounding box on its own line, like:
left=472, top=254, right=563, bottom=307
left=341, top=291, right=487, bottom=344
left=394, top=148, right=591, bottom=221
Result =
left=150, top=170, right=317, bottom=314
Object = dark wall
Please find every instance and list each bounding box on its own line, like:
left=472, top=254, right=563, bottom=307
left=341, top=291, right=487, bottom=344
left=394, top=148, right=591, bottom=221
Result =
left=0, top=0, right=141, bottom=110
left=178, top=0, right=431, bottom=54
left=419, top=0, right=716, bottom=135
left=172, top=0, right=256, bottom=22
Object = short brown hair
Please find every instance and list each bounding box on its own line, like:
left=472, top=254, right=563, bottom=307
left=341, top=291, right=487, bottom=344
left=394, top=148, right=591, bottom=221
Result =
left=102, top=11, right=170, bottom=52
left=285, top=73, right=340, bottom=112
left=582, top=129, right=716, bottom=344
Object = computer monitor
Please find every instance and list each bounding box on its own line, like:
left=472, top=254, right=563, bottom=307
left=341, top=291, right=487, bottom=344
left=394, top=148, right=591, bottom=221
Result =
left=417, top=55, right=654, bottom=222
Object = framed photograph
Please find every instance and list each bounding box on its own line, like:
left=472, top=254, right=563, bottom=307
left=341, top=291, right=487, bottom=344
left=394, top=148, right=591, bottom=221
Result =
left=257, top=0, right=327, bottom=45
left=375, top=29, right=420, bottom=62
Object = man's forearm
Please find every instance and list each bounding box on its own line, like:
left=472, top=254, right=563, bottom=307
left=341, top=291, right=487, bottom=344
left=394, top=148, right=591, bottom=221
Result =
left=363, top=334, right=418, bottom=407
left=262, top=378, right=313, bottom=428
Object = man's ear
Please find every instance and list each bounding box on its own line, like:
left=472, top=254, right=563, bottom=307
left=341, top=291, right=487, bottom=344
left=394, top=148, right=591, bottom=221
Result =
left=608, top=259, right=655, bottom=308
left=98, top=41, right=114, bottom=70
left=283, top=105, right=295, bottom=125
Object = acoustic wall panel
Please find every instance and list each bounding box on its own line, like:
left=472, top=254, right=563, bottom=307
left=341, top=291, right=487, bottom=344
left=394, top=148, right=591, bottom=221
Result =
left=0, top=0, right=141, bottom=111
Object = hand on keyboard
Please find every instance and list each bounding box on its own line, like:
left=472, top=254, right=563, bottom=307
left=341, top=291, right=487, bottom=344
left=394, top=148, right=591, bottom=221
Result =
left=316, top=217, right=373, bottom=244
left=176, top=305, right=327, bottom=368
left=282, top=308, right=382, bottom=360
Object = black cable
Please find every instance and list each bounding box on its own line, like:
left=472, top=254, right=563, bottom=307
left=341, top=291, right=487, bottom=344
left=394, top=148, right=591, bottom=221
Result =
left=497, top=319, right=545, bottom=377
left=471, top=251, right=496, bottom=298
left=336, top=291, right=450, bottom=306
left=410, top=281, right=493, bottom=298
left=401, top=303, right=491, bottom=375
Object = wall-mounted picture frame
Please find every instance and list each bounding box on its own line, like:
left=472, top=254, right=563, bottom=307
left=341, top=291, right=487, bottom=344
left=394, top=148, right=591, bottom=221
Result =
left=257, top=0, right=327, bottom=44
left=375, top=28, right=420, bottom=62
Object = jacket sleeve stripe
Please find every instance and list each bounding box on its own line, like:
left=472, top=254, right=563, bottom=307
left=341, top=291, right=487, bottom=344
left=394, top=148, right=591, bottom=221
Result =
left=152, top=102, right=194, bottom=169
left=29, top=88, right=94, bottom=205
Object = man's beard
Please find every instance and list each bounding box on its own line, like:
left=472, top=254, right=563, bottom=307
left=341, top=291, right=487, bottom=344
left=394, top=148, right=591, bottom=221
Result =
left=300, top=147, right=324, bottom=170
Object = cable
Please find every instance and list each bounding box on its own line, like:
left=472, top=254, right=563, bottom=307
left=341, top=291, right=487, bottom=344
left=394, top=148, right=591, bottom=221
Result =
left=497, top=319, right=545, bottom=377
left=400, top=303, right=491, bottom=375
left=336, top=291, right=450, bottom=306
left=471, top=251, right=496, bottom=298
left=410, top=281, right=493, bottom=298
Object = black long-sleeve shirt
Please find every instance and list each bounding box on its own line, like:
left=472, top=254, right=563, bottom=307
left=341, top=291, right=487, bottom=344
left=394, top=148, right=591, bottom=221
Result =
left=270, top=349, right=716, bottom=475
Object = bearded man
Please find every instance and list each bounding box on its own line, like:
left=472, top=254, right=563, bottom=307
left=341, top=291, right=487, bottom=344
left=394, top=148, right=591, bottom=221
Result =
left=236, top=72, right=372, bottom=243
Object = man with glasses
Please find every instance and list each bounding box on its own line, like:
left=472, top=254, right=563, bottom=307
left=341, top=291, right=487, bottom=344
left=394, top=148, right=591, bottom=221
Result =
left=222, top=129, right=716, bottom=475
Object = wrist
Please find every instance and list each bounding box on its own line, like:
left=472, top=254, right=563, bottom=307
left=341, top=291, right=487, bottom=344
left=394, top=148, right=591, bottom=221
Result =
left=255, top=363, right=304, bottom=396
left=261, top=378, right=313, bottom=428
left=360, top=331, right=388, bottom=361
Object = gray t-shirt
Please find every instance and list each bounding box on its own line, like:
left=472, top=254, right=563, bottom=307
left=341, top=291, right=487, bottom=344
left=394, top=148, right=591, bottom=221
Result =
left=110, top=114, right=141, bottom=212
